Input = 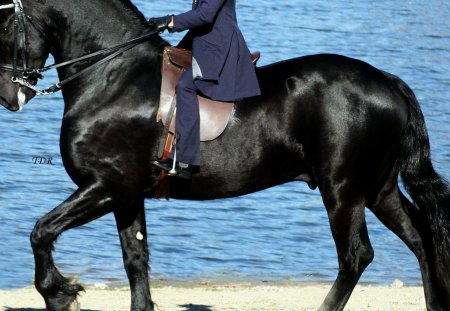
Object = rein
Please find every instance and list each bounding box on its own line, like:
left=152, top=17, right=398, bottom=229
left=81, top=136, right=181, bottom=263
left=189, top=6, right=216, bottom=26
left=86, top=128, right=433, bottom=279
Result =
left=0, top=0, right=159, bottom=96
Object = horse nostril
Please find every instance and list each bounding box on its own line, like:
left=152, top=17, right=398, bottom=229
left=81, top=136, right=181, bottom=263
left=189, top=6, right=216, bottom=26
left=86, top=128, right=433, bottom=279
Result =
left=0, top=95, right=16, bottom=110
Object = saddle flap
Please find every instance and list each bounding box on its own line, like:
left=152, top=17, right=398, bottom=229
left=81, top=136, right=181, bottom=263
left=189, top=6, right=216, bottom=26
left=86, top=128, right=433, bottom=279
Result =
left=166, top=46, right=192, bottom=69
left=162, top=96, right=234, bottom=142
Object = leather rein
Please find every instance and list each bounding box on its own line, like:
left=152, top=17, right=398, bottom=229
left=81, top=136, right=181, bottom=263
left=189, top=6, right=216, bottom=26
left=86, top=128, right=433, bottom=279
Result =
left=0, top=0, right=159, bottom=96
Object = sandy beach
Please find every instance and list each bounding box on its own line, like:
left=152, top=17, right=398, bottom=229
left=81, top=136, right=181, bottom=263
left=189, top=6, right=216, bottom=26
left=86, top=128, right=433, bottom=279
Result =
left=0, top=281, right=426, bottom=311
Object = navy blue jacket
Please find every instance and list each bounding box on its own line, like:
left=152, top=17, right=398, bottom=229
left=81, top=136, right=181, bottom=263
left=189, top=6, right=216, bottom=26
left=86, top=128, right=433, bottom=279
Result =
left=173, top=0, right=261, bottom=101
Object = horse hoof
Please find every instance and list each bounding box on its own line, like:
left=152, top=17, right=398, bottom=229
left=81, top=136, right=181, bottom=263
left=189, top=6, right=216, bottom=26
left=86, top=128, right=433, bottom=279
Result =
left=67, top=299, right=80, bottom=311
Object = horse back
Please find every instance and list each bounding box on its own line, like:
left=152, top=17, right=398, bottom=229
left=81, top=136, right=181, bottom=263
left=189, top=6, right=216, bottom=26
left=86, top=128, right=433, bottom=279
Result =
left=158, top=54, right=410, bottom=201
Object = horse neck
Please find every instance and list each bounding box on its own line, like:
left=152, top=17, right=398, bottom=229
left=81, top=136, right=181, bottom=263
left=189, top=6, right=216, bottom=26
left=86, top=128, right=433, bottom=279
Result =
left=28, top=0, right=166, bottom=112
left=39, top=0, right=156, bottom=61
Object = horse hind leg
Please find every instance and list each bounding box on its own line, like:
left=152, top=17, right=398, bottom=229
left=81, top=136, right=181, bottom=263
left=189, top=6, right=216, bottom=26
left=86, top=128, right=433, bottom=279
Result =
left=369, top=181, right=441, bottom=311
left=30, top=186, right=115, bottom=311
left=318, top=194, right=373, bottom=311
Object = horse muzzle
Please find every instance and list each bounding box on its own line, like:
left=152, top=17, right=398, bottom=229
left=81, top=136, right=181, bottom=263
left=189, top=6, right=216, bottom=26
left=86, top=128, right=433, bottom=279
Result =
left=0, top=84, right=36, bottom=112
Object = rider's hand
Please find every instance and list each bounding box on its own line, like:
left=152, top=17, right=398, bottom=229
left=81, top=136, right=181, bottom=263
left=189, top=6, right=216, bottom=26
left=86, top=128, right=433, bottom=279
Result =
left=148, top=15, right=173, bottom=33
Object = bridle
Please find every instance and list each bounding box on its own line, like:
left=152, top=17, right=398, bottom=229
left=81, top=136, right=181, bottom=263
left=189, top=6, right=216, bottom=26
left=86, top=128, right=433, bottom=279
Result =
left=0, top=0, right=159, bottom=96
left=0, top=0, right=44, bottom=92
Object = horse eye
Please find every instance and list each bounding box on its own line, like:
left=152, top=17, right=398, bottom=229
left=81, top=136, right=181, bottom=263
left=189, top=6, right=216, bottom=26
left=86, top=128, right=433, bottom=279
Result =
left=1, top=27, right=7, bottom=33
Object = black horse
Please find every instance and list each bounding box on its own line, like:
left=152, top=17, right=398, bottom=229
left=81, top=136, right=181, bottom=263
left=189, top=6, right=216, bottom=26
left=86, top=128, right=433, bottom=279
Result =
left=0, top=0, right=449, bottom=310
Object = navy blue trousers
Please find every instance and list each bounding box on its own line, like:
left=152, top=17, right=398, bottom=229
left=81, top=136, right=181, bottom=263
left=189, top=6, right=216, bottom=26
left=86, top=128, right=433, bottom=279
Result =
left=174, top=67, right=201, bottom=166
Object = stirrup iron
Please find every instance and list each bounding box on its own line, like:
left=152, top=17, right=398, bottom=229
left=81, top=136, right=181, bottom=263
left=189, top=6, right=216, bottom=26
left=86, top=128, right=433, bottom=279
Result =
left=169, top=144, right=177, bottom=175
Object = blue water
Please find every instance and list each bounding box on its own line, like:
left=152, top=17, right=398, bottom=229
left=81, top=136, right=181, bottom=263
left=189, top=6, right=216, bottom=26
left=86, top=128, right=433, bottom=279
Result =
left=0, top=0, right=448, bottom=289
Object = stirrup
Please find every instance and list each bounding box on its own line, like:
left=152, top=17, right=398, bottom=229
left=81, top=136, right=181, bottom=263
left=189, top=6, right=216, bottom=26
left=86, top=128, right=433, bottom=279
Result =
left=169, top=142, right=177, bottom=174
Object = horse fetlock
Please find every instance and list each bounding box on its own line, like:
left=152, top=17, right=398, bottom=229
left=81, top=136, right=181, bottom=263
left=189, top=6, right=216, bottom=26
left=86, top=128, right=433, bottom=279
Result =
left=37, top=274, right=84, bottom=311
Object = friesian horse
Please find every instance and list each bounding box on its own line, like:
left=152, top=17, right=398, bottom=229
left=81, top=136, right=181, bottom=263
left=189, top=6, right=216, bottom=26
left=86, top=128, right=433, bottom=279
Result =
left=0, top=0, right=448, bottom=310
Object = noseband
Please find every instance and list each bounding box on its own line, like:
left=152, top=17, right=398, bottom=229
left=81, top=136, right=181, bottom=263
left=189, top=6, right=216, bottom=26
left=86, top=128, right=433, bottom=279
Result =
left=0, top=0, right=160, bottom=96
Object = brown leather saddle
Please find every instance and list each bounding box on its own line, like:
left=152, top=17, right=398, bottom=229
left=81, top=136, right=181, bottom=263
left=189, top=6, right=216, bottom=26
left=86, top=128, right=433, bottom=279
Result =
left=156, top=46, right=260, bottom=159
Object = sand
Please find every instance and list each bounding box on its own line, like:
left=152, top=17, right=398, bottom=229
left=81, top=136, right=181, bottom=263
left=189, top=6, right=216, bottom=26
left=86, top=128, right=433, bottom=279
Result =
left=0, top=281, right=426, bottom=311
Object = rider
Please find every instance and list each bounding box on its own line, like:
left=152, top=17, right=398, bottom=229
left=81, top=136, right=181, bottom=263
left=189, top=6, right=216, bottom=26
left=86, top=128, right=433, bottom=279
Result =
left=149, top=0, right=260, bottom=179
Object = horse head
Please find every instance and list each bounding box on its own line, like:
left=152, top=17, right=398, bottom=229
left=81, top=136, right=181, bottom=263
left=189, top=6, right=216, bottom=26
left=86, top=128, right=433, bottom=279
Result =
left=0, top=0, right=49, bottom=111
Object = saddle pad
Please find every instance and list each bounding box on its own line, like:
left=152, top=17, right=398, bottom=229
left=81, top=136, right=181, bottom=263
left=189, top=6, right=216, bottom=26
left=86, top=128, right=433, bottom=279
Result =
left=157, top=46, right=234, bottom=142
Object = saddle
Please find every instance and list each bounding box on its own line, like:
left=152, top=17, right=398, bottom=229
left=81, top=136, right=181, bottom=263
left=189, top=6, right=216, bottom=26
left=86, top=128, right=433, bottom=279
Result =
left=156, top=46, right=260, bottom=159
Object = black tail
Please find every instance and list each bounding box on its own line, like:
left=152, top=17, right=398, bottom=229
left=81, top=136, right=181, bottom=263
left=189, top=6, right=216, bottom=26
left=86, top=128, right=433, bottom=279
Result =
left=394, top=73, right=450, bottom=295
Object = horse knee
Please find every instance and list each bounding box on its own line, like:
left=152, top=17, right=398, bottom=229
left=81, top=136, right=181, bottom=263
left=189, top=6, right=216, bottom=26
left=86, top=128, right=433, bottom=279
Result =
left=30, top=219, right=56, bottom=250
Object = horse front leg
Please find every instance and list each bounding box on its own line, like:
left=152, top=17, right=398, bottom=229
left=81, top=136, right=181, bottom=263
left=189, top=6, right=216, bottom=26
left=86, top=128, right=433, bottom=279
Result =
left=114, top=197, right=154, bottom=311
left=318, top=195, right=373, bottom=311
left=30, top=186, right=115, bottom=311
